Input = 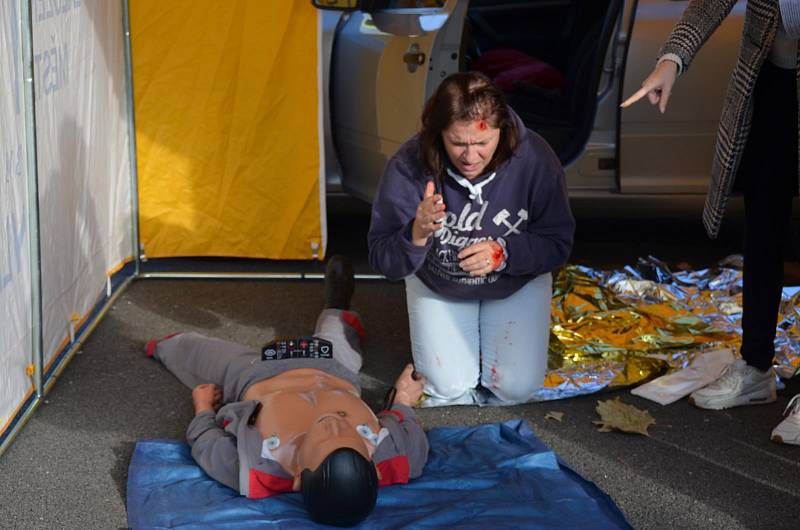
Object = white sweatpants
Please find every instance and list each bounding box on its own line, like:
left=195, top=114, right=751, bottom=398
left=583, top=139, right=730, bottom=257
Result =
left=404, top=273, right=552, bottom=406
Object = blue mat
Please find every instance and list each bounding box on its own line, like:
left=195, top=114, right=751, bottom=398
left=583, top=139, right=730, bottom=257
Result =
left=127, top=419, right=631, bottom=529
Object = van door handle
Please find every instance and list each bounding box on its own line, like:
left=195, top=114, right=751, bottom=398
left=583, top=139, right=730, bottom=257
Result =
left=404, top=43, right=426, bottom=73
left=403, top=51, right=426, bottom=65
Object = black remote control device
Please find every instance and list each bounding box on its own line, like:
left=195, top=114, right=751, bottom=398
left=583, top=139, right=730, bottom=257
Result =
left=261, top=336, right=333, bottom=361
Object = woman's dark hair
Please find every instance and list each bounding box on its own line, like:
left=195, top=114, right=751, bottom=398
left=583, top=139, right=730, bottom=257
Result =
left=419, top=71, right=518, bottom=181
left=301, top=448, right=379, bottom=527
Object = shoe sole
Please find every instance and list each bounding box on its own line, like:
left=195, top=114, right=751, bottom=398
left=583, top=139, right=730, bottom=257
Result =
left=771, top=432, right=800, bottom=445
left=688, top=388, right=776, bottom=410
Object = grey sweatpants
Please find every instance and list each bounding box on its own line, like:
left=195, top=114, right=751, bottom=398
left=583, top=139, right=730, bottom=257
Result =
left=153, top=309, right=364, bottom=402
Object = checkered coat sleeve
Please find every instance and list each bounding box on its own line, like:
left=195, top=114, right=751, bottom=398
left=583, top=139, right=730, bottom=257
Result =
left=658, top=0, right=798, bottom=238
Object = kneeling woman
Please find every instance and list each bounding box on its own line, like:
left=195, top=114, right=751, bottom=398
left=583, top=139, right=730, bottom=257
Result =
left=368, top=72, right=575, bottom=406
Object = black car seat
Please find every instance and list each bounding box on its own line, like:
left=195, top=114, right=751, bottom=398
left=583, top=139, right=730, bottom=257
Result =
left=508, top=22, right=604, bottom=159
left=468, top=0, right=621, bottom=163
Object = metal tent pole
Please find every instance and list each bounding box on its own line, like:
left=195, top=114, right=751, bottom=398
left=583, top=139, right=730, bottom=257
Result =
left=139, top=272, right=386, bottom=281
left=21, top=0, right=42, bottom=403
left=122, top=0, right=142, bottom=277
left=0, top=0, right=44, bottom=459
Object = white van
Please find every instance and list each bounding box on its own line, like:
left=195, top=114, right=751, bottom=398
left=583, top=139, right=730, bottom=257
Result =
left=314, top=0, right=746, bottom=215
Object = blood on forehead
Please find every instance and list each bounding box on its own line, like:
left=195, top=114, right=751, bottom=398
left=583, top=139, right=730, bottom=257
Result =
left=475, top=119, right=488, bottom=131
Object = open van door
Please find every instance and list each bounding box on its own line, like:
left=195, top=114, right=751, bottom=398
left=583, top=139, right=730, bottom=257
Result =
left=315, top=0, right=467, bottom=202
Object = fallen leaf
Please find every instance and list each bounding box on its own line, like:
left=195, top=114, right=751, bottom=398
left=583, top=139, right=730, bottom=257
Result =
left=545, top=411, right=564, bottom=422
left=593, top=398, right=655, bottom=436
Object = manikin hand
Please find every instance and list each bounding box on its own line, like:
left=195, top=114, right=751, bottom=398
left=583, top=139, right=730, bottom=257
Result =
left=458, top=240, right=505, bottom=276
left=393, top=364, right=426, bottom=407
left=620, top=59, right=679, bottom=113
left=411, top=181, right=446, bottom=246
left=192, top=383, right=222, bottom=415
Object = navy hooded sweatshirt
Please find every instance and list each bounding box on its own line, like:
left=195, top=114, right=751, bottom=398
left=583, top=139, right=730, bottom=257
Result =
left=367, top=111, right=574, bottom=300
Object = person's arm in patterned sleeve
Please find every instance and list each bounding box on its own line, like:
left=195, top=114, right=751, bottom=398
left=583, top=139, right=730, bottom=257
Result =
left=621, top=0, right=739, bottom=113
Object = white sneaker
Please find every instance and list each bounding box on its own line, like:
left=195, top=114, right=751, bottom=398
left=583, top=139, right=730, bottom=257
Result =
left=771, top=394, right=800, bottom=445
left=688, top=359, right=776, bottom=410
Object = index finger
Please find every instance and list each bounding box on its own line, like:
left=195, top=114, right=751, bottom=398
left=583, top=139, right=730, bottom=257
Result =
left=620, top=86, right=649, bottom=108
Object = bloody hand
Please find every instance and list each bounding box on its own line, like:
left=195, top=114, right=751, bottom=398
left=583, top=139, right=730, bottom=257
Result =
left=457, top=240, right=506, bottom=276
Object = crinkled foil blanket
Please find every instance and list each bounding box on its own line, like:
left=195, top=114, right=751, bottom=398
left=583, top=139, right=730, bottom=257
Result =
left=529, top=256, right=800, bottom=402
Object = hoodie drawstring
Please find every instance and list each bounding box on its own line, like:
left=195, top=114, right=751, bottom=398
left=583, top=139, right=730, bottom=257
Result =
left=446, top=168, right=497, bottom=205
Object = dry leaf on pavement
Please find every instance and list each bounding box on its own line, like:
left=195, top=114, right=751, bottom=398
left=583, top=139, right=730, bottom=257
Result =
left=593, top=398, right=655, bottom=436
left=545, top=411, right=564, bottom=422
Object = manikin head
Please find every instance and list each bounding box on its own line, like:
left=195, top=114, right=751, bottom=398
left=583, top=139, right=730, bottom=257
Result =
left=255, top=383, right=384, bottom=526
left=297, top=413, right=380, bottom=526
left=301, top=447, right=379, bottom=526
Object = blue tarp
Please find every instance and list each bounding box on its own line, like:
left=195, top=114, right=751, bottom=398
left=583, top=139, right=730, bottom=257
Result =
left=127, top=419, right=631, bottom=529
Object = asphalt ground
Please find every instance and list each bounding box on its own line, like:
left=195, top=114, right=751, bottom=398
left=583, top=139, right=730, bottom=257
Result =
left=1, top=211, right=800, bottom=529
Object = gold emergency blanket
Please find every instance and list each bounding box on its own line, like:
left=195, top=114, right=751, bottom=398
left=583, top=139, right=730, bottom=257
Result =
left=535, top=256, right=800, bottom=401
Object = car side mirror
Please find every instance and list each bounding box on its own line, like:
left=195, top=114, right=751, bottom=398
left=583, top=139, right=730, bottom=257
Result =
left=310, top=0, right=362, bottom=10
left=311, top=0, right=450, bottom=36
left=371, top=11, right=449, bottom=35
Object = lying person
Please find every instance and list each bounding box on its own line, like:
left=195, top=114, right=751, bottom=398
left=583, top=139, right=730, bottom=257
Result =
left=146, top=256, right=428, bottom=527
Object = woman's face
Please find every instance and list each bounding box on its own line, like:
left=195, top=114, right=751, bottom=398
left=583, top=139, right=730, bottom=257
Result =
left=441, top=118, right=501, bottom=179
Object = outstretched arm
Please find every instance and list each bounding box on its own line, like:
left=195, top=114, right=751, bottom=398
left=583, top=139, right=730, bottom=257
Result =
left=621, top=0, right=738, bottom=112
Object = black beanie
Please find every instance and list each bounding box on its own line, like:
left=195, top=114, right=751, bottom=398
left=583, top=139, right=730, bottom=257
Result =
left=300, top=448, right=379, bottom=527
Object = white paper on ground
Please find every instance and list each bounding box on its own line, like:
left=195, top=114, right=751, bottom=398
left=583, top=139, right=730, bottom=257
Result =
left=631, top=348, right=737, bottom=405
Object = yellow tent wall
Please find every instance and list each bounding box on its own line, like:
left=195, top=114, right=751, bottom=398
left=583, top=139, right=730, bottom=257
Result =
left=131, top=0, right=325, bottom=260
